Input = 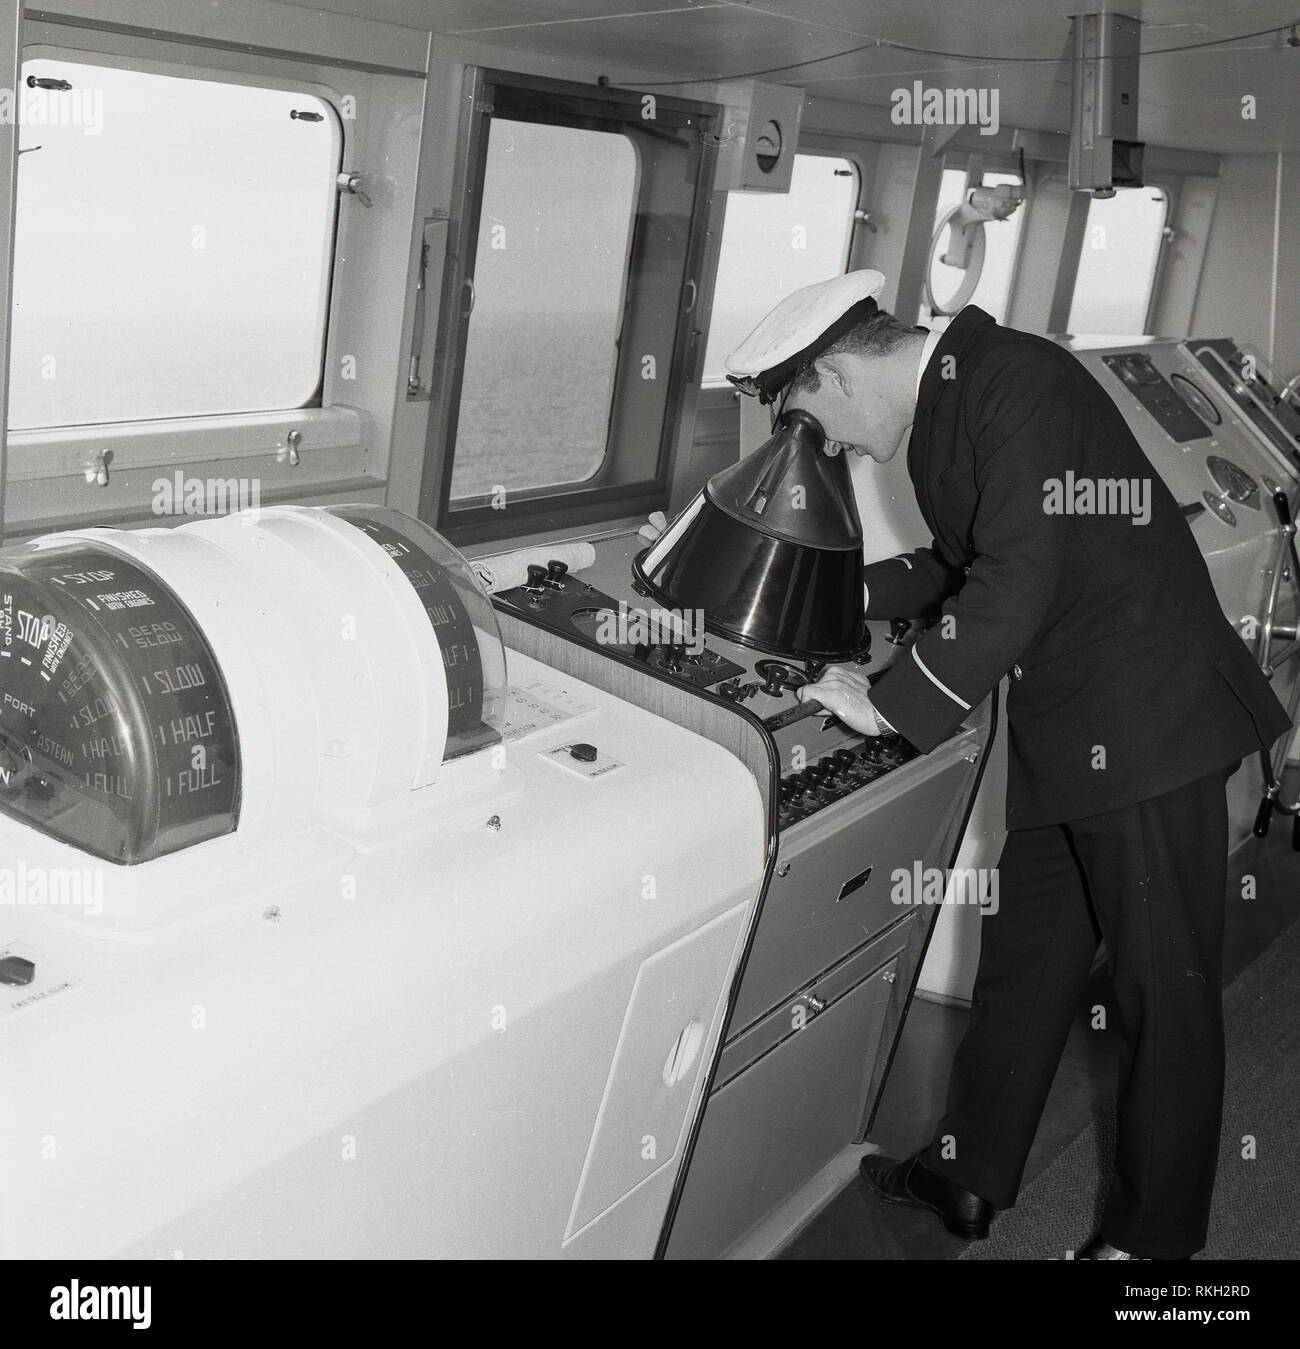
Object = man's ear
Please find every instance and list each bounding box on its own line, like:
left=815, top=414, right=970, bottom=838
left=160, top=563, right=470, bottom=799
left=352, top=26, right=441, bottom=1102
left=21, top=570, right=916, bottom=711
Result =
left=813, top=354, right=850, bottom=397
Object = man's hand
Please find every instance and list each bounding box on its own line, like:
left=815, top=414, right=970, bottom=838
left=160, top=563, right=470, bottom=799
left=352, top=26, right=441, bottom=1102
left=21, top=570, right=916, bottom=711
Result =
left=637, top=511, right=669, bottom=543
left=799, top=664, right=890, bottom=736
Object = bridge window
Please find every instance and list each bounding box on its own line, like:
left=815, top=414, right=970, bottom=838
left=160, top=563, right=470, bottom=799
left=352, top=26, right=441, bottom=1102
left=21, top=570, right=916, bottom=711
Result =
left=702, top=154, right=859, bottom=386
left=450, top=119, right=638, bottom=500
left=430, top=71, right=716, bottom=544
left=9, top=58, right=342, bottom=431
left=1067, top=186, right=1168, bottom=334
left=922, top=167, right=1026, bottom=326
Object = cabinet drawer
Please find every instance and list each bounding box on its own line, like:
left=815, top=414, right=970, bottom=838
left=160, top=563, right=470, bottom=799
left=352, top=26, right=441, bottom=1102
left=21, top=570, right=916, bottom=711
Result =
left=666, top=925, right=911, bottom=1260
left=730, top=740, right=977, bottom=1032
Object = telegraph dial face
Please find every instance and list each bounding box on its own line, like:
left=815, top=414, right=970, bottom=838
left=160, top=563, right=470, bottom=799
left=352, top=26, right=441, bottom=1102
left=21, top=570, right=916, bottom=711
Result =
left=0, top=546, right=240, bottom=863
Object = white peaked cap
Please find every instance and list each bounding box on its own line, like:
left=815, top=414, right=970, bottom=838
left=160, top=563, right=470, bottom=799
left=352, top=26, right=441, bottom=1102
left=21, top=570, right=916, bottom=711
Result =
left=724, top=269, right=888, bottom=403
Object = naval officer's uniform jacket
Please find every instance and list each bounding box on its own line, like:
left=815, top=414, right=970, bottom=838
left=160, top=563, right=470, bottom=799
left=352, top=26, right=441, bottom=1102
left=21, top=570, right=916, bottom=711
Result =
left=863, top=306, right=1292, bottom=829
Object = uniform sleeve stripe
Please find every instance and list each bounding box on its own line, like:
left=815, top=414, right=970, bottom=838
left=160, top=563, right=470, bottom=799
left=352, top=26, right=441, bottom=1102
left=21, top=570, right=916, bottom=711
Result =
left=899, top=557, right=913, bottom=570
left=911, top=645, right=972, bottom=710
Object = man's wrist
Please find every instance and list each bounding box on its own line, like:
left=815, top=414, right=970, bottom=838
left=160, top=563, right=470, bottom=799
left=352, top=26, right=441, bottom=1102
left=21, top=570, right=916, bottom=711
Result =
left=871, top=702, right=896, bottom=736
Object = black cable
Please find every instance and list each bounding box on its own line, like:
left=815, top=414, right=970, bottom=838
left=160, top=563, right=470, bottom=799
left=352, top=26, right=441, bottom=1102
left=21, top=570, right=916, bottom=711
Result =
left=632, top=20, right=1299, bottom=86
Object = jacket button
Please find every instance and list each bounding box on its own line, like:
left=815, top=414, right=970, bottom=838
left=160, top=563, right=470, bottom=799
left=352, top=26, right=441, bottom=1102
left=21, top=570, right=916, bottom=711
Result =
left=1011, top=664, right=1022, bottom=680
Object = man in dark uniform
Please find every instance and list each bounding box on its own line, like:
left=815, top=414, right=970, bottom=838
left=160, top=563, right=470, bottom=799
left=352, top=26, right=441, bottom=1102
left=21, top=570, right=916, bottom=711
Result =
left=725, top=270, right=1292, bottom=1260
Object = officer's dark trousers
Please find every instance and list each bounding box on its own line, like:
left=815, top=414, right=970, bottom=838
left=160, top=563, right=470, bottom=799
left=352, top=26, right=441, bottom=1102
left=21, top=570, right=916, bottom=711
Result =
left=923, top=765, right=1233, bottom=1259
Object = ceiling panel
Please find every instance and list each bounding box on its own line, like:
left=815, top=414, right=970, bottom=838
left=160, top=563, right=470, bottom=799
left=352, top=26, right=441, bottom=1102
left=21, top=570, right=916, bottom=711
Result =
left=296, top=0, right=1300, bottom=152
left=296, top=1, right=730, bottom=34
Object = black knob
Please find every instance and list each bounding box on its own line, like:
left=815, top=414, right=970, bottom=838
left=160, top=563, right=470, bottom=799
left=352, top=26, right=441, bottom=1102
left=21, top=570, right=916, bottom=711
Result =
left=546, top=559, right=569, bottom=585
left=834, top=749, right=857, bottom=769
left=569, top=743, right=598, bottom=763
left=886, top=618, right=911, bottom=646
left=525, top=564, right=549, bottom=591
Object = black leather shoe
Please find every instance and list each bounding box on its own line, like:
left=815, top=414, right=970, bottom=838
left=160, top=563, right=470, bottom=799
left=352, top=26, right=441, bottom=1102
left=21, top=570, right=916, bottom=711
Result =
left=860, top=1151, right=995, bottom=1240
left=1076, top=1235, right=1143, bottom=1260
left=1076, top=1233, right=1190, bottom=1261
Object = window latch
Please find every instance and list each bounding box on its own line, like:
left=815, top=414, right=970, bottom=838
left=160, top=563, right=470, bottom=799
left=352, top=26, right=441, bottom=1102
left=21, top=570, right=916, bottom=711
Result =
left=279, top=429, right=302, bottom=467
left=84, top=449, right=113, bottom=488
left=336, top=171, right=372, bottom=207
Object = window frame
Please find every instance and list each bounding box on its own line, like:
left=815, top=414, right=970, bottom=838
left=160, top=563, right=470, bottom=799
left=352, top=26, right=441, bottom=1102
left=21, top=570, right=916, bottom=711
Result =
left=447, top=113, right=643, bottom=502
left=420, top=67, right=722, bottom=548
left=1066, top=180, right=1173, bottom=337
left=3, top=24, right=417, bottom=539
left=920, top=153, right=1029, bottom=325
left=10, top=52, right=346, bottom=434
left=699, top=148, right=863, bottom=392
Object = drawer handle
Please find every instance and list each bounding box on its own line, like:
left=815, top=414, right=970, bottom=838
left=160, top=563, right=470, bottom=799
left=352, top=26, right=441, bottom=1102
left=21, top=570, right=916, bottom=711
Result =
left=837, top=864, right=873, bottom=903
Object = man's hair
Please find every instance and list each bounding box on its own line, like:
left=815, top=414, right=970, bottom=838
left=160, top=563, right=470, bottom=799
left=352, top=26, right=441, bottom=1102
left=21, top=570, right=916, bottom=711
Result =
left=788, top=310, right=925, bottom=397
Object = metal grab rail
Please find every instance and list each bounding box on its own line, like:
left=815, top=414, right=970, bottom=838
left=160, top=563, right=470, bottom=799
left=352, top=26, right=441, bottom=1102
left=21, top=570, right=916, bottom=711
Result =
left=1251, top=489, right=1300, bottom=846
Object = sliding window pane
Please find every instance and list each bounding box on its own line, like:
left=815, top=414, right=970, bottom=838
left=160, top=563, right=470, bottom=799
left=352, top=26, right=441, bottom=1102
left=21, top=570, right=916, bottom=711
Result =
left=450, top=118, right=639, bottom=500
left=702, top=155, right=858, bottom=386
left=10, top=59, right=341, bottom=429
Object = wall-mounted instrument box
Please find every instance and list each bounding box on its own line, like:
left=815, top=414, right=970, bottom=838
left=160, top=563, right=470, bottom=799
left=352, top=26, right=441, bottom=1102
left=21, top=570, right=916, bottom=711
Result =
left=1068, top=11, right=1145, bottom=193
left=673, top=78, right=804, bottom=192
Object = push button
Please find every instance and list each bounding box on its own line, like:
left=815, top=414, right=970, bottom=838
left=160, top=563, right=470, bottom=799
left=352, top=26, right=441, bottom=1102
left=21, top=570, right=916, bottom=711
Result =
left=0, top=955, right=36, bottom=986
left=569, top=743, right=598, bottom=763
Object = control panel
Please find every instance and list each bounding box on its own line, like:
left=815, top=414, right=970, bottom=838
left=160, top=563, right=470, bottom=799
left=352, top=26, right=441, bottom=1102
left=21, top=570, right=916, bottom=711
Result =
left=1068, top=336, right=1300, bottom=851
left=495, top=543, right=926, bottom=833
left=1102, top=350, right=1213, bottom=443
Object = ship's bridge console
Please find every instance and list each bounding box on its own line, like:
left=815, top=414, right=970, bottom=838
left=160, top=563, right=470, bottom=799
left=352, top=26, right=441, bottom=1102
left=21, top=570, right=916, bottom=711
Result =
left=0, top=505, right=775, bottom=1259
left=490, top=526, right=993, bottom=1259
left=0, top=490, right=993, bottom=1261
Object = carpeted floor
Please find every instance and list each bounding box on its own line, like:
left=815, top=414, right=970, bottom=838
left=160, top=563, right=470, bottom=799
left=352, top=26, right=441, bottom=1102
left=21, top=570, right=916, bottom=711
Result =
left=962, top=917, right=1300, bottom=1260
